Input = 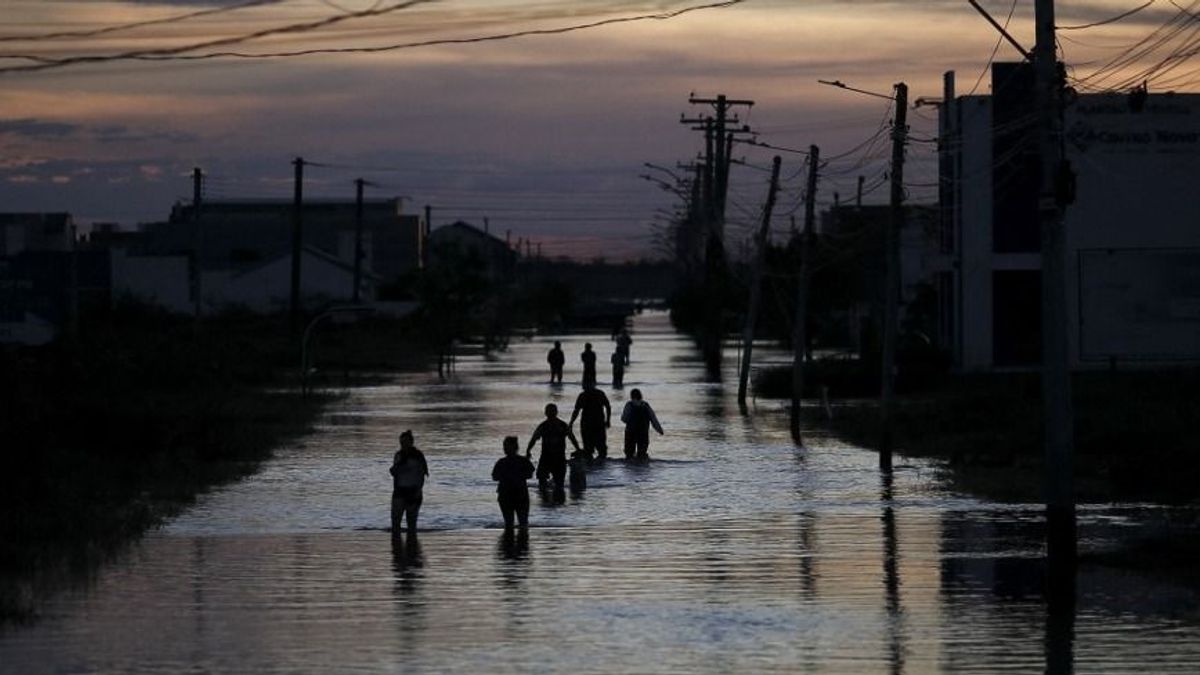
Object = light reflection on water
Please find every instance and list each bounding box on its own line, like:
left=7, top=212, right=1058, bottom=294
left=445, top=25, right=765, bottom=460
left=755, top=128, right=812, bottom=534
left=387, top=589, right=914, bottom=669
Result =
left=3, top=311, right=1200, bottom=673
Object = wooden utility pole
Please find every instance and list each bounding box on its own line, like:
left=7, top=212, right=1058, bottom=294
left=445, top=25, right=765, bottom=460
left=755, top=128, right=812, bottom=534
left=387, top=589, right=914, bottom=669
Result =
left=1035, top=0, right=1076, bottom=576
left=684, top=95, right=755, bottom=376
left=290, top=157, right=304, bottom=335
left=737, top=155, right=782, bottom=408
left=423, top=204, right=432, bottom=269
left=192, top=167, right=203, bottom=319
left=880, top=83, right=907, bottom=471
left=353, top=178, right=365, bottom=303
left=791, top=145, right=819, bottom=444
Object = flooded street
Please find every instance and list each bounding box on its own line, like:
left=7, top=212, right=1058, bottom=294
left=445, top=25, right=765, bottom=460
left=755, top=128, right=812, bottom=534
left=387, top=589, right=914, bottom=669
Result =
left=4, top=311, right=1200, bottom=673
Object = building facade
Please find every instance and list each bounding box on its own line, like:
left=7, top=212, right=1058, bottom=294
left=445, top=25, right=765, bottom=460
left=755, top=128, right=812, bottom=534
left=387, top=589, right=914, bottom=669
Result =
left=941, top=65, right=1200, bottom=371
left=151, top=197, right=422, bottom=283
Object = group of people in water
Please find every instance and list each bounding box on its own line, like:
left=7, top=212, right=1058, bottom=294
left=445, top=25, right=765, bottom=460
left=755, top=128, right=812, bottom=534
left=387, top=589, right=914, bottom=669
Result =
left=390, top=328, right=663, bottom=535
left=547, top=328, right=632, bottom=388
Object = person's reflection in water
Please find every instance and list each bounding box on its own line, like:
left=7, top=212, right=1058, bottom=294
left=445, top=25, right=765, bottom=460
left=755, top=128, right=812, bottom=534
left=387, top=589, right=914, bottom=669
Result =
left=880, top=471, right=906, bottom=675
left=498, top=528, right=530, bottom=562
left=496, top=528, right=531, bottom=636
left=391, top=530, right=424, bottom=595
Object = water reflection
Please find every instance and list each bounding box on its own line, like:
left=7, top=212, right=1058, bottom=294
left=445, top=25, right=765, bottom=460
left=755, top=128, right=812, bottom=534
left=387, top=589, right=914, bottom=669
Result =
left=497, top=529, right=530, bottom=564
left=3, top=312, right=1200, bottom=673
left=392, top=532, right=424, bottom=586
left=880, top=471, right=906, bottom=675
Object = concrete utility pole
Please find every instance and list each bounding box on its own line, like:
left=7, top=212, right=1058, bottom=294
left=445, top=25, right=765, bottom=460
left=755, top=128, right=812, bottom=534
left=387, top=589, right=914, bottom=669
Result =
left=792, top=145, right=819, bottom=445
left=737, top=155, right=782, bottom=408
left=192, top=167, right=203, bottom=319
left=353, top=178, right=365, bottom=303
left=290, top=157, right=305, bottom=335
left=880, top=83, right=907, bottom=471
left=1035, top=0, right=1077, bottom=578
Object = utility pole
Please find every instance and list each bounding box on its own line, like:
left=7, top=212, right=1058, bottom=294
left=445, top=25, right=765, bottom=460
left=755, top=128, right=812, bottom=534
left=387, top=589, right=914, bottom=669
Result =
left=353, top=178, right=365, bottom=303
left=683, top=94, right=755, bottom=376
left=290, top=157, right=304, bottom=335
left=1035, top=0, right=1076, bottom=581
left=880, top=83, right=907, bottom=471
left=423, top=204, right=432, bottom=269
left=737, top=155, right=782, bottom=408
left=856, top=175, right=864, bottom=209
left=792, top=145, right=819, bottom=445
left=192, top=167, right=203, bottom=319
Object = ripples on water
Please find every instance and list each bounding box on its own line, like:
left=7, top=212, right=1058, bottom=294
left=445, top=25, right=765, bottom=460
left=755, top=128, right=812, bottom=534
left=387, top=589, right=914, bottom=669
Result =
left=3, top=312, right=1200, bottom=673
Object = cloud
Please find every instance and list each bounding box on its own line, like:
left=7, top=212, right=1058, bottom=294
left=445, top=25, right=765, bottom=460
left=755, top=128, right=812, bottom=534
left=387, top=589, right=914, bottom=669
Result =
left=0, top=118, right=81, bottom=139
left=0, top=0, right=1194, bottom=257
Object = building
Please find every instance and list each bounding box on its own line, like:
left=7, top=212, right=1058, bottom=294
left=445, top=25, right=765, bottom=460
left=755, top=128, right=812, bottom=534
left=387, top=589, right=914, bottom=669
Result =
left=201, top=245, right=381, bottom=313
left=0, top=212, right=74, bottom=256
left=0, top=213, right=81, bottom=344
left=148, top=197, right=421, bottom=280
left=940, top=65, right=1200, bottom=371
left=427, top=221, right=517, bottom=282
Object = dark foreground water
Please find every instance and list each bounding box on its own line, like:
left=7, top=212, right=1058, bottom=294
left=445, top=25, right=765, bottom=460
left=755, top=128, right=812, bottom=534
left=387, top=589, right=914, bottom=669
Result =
left=3, top=311, right=1200, bottom=673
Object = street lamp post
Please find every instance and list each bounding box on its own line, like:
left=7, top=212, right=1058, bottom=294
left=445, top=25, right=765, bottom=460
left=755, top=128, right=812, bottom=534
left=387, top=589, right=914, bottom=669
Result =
left=300, top=304, right=376, bottom=396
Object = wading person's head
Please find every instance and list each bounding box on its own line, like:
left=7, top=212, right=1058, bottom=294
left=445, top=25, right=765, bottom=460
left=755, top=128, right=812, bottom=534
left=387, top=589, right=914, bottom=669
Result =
left=399, top=430, right=414, bottom=449
left=630, top=388, right=642, bottom=401
left=503, top=436, right=519, bottom=456
left=544, top=403, right=558, bottom=419
left=584, top=343, right=592, bottom=352
left=554, top=340, right=561, bottom=348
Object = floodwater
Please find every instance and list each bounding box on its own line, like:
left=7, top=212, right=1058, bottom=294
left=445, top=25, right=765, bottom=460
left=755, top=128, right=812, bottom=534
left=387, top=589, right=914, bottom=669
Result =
left=4, top=311, right=1200, bottom=673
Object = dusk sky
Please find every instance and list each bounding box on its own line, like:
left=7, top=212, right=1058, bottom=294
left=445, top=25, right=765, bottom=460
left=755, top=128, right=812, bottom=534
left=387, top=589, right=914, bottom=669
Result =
left=1, top=0, right=1194, bottom=259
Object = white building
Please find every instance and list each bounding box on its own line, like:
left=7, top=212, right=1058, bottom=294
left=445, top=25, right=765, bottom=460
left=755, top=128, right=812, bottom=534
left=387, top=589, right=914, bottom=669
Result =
left=941, top=65, right=1200, bottom=371
left=201, top=245, right=380, bottom=314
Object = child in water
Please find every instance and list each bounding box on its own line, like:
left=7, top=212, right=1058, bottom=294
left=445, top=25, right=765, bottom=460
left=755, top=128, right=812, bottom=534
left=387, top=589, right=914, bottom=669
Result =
left=492, top=436, right=535, bottom=530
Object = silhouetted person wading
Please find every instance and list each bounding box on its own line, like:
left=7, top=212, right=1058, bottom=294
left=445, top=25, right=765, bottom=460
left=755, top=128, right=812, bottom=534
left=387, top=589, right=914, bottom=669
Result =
left=526, top=403, right=581, bottom=501
left=610, top=351, right=625, bottom=388
left=616, top=329, right=632, bottom=366
left=493, top=436, right=535, bottom=530
left=570, top=381, right=611, bottom=462
left=621, top=388, right=663, bottom=462
left=580, top=343, right=597, bottom=387
left=390, top=430, right=429, bottom=533
left=547, top=340, right=565, bottom=384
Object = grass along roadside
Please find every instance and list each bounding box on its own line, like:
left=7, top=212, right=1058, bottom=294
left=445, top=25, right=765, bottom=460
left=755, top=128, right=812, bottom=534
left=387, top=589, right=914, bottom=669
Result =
left=757, top=366, right=1200, bottom=505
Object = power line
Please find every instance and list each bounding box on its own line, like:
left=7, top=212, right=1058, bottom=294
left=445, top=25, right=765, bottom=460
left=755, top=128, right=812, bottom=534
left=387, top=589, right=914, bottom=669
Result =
left=0, top=0, right=745, bottom=74
left=1059, top=0, right=1157, bottom=31
left=0, top=0, right=284, bottom=43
